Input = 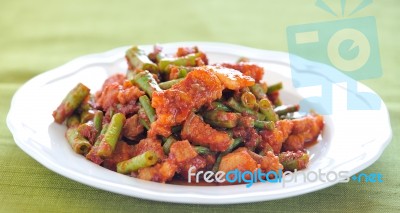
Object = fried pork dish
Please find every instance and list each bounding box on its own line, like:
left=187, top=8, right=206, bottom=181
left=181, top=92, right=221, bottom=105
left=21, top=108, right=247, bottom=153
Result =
left=52, top=45, right=324, bottom=184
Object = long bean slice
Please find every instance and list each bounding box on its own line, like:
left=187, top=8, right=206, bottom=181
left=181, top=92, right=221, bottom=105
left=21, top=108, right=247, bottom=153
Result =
left=250, top=83, right=267, bottom=99
left=53, top=83, right=90, bottom=124
left=279, top=151, right=309, bottom=171
left=139, top=95, right=156, bottom=123
left=66, top=127, right=92, bottom=155
left=274, top=104, right=300, bottom=116
left=158, top=78, right=183, bottom=90
left=267, top=82, right=283, bottom=94
left=126, top=46, right=158, bottom=73
left=210, top=101, right=231, bottom=112
left=97, top=113, right=126, bottom=158
left=203, top=110, right=240, bottom=128
left=225, top=97, right=265, bottom=120
left=162, top=136, right=177, bottom=155
left=194, top=146, right=211, bottom=155
left=259, top=98, right=278, bottom=122
left=158, top=53, right=202, bottom=71
left=116, top=151, right=158, bottom=174
left=93, top=110, right=103, bottom=134
left=254, top=120, right=275, bottom=130
left=94, top=123, right=109, bottom=146
left=138, top=108, right=150, bottom=130
left=241, top=92, right=257, bottom=109
left=131, top=71, right=162, bottom=98
left=66, top=114, right=80, bottom=128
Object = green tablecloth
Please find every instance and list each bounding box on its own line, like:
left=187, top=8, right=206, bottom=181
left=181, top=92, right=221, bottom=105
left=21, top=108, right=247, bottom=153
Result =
left=1, top=0, right=399, bottom=212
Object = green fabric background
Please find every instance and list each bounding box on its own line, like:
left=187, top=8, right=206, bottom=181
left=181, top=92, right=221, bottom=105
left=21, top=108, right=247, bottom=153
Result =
left=1, top=0, right=399, bottom=212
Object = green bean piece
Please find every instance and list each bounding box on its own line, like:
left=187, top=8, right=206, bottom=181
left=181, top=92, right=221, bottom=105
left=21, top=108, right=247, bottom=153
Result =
left=210, top=101, right=231, bottom=112
left=267, top=82, right=283, bottom=95
left=139, top=95, right=156, bottom=123
left=165, top=65, right=193, bottom=78
left=274, top=97, right=283, bottom=107
left=194, top=146, right=211, bottom=155
left=53, top=83, right=90, bottom=124
left=126, top=46, right=158, bottom=73
left=97, top=113, right=126, bottom=158
left=162, top=136, right=177, bottom=155
left=66, top=127, right=92, bottom=155
left=258, top=98, right=278, bottom=122
left=212, top=138, right=242, bottom=172
left=94, top=123, right=109, bottom=146
left=138, top=108, right=150, bottom=130
left=241, top=91, right=257, bottom=109
left=93, top=110, right=103, bottom=134
left=250, top=83, right=267, bottom=99
left=279, top=151, right=309, bottom=171
left=80, top=110, right=95, bottom=123
left=158, top=53, right=202, bottom=71
left=274, top=104, right=300, bottom=116
left=116, top=151, right=158, bottom=174
left=176, top=67, right=188, bottom=78
left=126, top=69, right=140, bottom=81
left=131, top=70, right=162, bottom=98
left=158, top=78, right=184, bottom=90
left=66, top=114, right=80, bottom=128
left=254, top=120, right=275, bottom=130
left=203, top=110, right=240, bottom=128
left=225, top=97, right=265, bottom=120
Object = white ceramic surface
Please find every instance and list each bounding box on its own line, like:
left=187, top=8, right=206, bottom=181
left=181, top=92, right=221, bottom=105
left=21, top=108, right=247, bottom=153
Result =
left=7, top=42, right=392, bottom=204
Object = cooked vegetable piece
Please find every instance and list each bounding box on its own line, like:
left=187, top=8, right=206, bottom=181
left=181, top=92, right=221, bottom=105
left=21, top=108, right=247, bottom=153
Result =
left=93, top=110, right=103, bottom=134
left=138, top=108, right=151, bottom=130
left=250, top=83, right=267, bottom=99
left=226, top=97, right=265, bottom=120
left=162, top=136, right=177, bottom=155
left=203, top=110, right=240, bottom=128
left=94, top=123, right=109, bottom=146
left=267, top=82, right=283, bottom=94
left=117, top=151, right=158, bottom=174
left=209, top=101, right=231, bottom=112
left=158, top=53, right=203, bottom=71
left=97, top=113, right=126, bottom=157
left=53, top=83, right=90, bottom=124
left=131, top=71, right=162, bottom=98
left=158, top=78, right=184, bottom=90
left=66, top=114, right=80, bottom=128
left=241, top=91, right=257, bottom=109
left=66, top=127, right=92, bottom=155
left=139, top=95, right=156, bottom=123
left=258, top=98, right=278, bottom=122
left=274, top=104, right=300, bottom=116
left=254, top=120, right=275, bottom=130
left=279, top=151, right=309, bottom=171
left=126, top=46, right=158, bottom=73
left=194, top=146, right=211, bottom=155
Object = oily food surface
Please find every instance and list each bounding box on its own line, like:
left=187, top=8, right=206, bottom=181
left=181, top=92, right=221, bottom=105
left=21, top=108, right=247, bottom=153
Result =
left=52, top=45, right=324, bottom=184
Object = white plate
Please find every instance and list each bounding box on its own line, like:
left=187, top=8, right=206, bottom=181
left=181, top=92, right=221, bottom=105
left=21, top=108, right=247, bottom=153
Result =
left=7, top=42, right=392, bottom=204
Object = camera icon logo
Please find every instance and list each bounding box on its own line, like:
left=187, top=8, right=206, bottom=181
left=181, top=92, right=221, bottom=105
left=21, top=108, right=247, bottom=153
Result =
left=287, top=16, right=382, bottom=114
